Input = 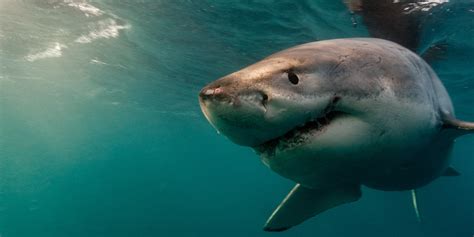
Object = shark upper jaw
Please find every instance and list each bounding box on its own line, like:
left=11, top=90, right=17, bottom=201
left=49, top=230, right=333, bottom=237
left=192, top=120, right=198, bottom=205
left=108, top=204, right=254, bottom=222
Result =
left=200, top=89, right=344, bottom=152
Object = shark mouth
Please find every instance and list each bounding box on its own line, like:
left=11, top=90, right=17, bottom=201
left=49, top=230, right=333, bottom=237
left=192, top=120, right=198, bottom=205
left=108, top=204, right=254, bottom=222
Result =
left=254, top=98, right=343, bottom=156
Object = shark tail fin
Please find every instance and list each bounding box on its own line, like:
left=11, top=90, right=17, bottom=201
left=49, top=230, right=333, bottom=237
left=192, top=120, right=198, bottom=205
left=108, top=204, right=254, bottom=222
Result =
left=411, top=189, right=422, bottom=223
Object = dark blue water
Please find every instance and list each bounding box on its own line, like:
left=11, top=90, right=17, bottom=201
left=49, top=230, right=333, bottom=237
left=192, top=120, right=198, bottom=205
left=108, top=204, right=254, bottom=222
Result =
left=0, top=1, right=473, bottom=236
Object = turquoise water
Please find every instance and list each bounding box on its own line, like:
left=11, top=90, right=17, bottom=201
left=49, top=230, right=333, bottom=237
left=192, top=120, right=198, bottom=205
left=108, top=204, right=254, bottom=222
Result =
left=0, top=1, right=473, bottom=236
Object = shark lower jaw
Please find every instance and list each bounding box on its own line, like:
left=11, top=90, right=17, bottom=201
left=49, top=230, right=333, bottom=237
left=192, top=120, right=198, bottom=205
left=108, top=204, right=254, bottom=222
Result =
left=253, top=110, right=345, bottom=156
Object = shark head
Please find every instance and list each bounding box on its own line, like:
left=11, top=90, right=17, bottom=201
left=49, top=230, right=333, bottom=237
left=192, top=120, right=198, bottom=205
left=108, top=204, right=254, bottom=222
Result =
left=198, top=42, right=350, bottom=156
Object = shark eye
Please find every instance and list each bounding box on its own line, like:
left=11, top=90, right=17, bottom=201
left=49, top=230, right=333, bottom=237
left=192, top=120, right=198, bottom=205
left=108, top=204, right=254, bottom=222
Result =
left=287, top=71, right=299, bottom=85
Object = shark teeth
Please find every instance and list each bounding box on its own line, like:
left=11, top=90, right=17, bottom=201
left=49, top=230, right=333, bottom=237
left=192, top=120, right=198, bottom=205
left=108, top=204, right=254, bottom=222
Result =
left=255, top=111, right=344, bottom=156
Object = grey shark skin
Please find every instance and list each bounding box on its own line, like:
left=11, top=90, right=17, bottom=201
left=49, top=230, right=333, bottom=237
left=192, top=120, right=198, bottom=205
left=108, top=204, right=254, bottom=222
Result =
left=198, top=38, right=473, bottom=231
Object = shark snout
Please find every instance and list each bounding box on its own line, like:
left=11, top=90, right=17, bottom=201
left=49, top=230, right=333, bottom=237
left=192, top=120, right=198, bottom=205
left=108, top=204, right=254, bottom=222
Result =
left=199, top=84, right=268, bottom=109
left=199, top=86, right=231, bottom=102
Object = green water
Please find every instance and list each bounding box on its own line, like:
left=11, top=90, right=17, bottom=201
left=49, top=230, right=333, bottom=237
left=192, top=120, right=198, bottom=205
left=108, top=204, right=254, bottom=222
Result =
left=0, top=1, right=473, bottom=236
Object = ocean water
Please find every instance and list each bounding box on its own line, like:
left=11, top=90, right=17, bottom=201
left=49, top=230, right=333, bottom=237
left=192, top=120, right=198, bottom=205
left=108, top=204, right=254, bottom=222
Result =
left=0, top=0, right=473, bottom=236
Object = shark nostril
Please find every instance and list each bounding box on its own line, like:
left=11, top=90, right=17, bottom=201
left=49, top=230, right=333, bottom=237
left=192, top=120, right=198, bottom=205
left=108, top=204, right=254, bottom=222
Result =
left=262, top=93, right=268, bottom=102
left=261, top=93, right=269, bottom=108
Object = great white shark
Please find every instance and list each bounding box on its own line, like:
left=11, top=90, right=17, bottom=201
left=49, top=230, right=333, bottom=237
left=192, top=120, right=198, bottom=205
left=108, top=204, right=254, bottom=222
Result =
left=198, top=38, right=473, bottom=231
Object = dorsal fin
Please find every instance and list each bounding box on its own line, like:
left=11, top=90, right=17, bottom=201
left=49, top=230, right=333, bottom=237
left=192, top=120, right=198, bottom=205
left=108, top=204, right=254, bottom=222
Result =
left=442, top=115, right=474, bottom=137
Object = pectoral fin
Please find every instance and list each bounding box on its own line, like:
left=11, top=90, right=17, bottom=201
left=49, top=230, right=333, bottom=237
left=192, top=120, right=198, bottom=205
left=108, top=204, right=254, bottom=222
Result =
left=443, top=167, right=461, bottom=176
left=411, top=189, right=422, bottom=222
left=263, top=183, right=361, bottom=232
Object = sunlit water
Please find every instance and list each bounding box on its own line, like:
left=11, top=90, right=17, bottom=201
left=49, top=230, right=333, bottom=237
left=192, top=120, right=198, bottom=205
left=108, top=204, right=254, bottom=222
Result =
left=0, top=1, right=473, bottom=236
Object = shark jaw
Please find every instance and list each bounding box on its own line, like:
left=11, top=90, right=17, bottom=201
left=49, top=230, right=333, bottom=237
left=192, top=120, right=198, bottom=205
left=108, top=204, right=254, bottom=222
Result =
left=254, top=110, right=345, bottom=157
left=254, top=96, right=344, bottom=156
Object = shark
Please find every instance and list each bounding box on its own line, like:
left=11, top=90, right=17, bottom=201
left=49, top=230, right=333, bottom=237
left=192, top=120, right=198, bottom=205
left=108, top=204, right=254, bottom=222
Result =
left=198, top=38, right=472, bottom=231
